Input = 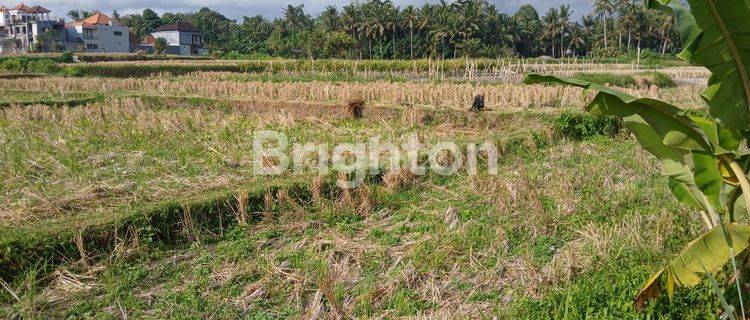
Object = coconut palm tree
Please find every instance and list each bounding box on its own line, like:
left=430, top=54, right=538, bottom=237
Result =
left=454, top=0, right=482, bottom=41
left=593, top=0, right=615, bottom=49
left=619, top=2, right=639, bottom=52
left=657, top=11, right=674, bottom=55
left=318, top=5, right=339, bottom=32
left=429, top=3, right=453, bottom=59
left=541, top=8, right=559, bottom=57
left=401, top=5, right=418, bottom=59
left=567, top=24, right=587, bottom=55
left=341, top=4, right=361, bottom=58
left=385, top=4, right=399, bottom=59
left=558, top=4, right=572, bottom=58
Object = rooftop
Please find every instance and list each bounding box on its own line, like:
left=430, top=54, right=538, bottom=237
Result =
left=27, top=5, right=50, bottom=13
left=0, top=3, right=50, bottom=13
left=154, top=21, right=199, bottom=33
left=11, top=3, right=29, bottom=10
left=141, top=34, right=156, bottom=44
left=67, top=12, right=121, bottom=27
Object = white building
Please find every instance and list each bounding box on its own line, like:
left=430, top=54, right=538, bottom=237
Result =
left=0, top=3, right=64, bottom=54
left=64, top=12, right=129, bottom=53
left=151, top=22, right=206, bottom=56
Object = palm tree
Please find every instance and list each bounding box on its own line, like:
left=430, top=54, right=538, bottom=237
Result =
left=360, top=3, right=388, bottom=59
left=386, top=5, right=399, bottom=59
left=429, top=3, right=453, bottom=59
left=616, top=0, right=630, bottom=50
left=401, top=5, right=418, bottom=59
left=619, top=2, right=639, bottom=52
left=455, top=0, right=481, bottom=41
left=558, top=5, right=572, bottom=58
left=319, top=5, right=339, bottom=31
left=415, top=5, right=434, bottom=58
left=341, top=4, right=362, bottom=59
left=567, top=24, right=587, bottom=55
left=593, top=0, right=615, bottom=49
left=657, top=11, right=674, bottom=55
left=541, top=8, right=559, bottom=57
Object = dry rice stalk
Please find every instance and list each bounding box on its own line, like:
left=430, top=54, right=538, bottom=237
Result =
left=356, top=185, right=374, bottom=217
left=444, top=207, right=459, bottom=230
left=311, top=175, right=325, bottom=206
left=276, top=189, right=300, bottom=211
left=0, top=276, right=20, bottom=304
left=180, top=204, right=197, bottom=242
left=305, top=290, right=325, bottom=320
left=74, top=231, right=89, bottom=269
left=263, top=189, right=273, bottom=213
left=336, top=173, right=355, bottom=209
left=401, top=105, right=427, bottom=127
left=234, top=191, right=249, bottom=226
left=317, top=273, right=347, bottom=320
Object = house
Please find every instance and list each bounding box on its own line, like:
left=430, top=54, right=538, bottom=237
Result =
left=64, top=12, right=128, bottom=53
left=150, top=22, right=206, bottom=56
left=0, top=3, right=65, bottom=54
left=129, top=33, right=155, bottom=53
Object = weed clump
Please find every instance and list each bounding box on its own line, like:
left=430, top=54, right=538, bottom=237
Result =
left=573, top=72, right=675, bottom=89
left=554, top=111, right=622, bottom=140
left=573, top=73, right=636, bottom=87
left=634, top=71, right=676, bottom=88
left=346, top=99, right=365, bottom=119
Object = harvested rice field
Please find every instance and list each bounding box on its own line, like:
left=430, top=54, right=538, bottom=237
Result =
left=0, top=58, right=719, bottom=318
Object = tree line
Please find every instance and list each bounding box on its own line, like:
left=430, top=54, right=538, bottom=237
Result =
left=70, top=0, right=679, bottom=59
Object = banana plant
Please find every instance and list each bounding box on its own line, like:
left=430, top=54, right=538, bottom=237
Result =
left=525, top=0, right=750, bottom=312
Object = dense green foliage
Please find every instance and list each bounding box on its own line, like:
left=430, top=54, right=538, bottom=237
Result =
left=0, top=57, right=59, bottom=74
left=109, top=0, right=680, bottom=59
left=573, top=72, right=637, bottom=87
left=554, top=111, right=622, bottom=140
left=573, top=71, right=675, bottom=88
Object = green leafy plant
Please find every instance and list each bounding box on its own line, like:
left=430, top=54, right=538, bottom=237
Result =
left=154, top=37, right=169, bottom=56
left=525, top=0, right=750, bottom=315
left=554, top=111, right=622, bottom=140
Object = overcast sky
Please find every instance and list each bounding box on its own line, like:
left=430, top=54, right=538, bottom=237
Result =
left=16, top=0, right=593, bottom=22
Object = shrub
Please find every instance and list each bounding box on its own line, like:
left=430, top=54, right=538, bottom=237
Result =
left=59, top=51, right=74, bottom=63
left=573, top=73, right=636, bottom=87
left=63, top=65, right=84, bottom=77
left=634, top=71, right=676, bottom=88
left=554, top=111, right=622, bottom=140
left=26, top=59, right=59, bottom=74
left=154, top=38, right=168, bottom=55
left=0, top=57, right=59, bottom=74
left=0, top=57, right=28, bottom=72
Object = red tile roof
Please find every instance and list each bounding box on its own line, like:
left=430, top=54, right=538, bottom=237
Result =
left=141, top=34, right=156, bottom=44
left=11, top=3, right=30, bottom=10
left=66, top=12, right=121, bottom=27
left=83, top=12, right=111, bottom=25
left=27, top=5, right=50, bottom=13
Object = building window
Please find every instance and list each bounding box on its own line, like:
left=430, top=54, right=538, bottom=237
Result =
left=114, top=31, right=122, bottom=36
left=83, top=28, right=95, bottom=40
left=86, top=43, right=99, bottom=50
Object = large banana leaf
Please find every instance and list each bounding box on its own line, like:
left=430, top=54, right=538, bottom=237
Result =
left=635, top=224, right=750, bottom=310
left=525, top=74, right=712, bottom=151
left=692, top=151, right=724, bottom=211
left=691, top=117, right=742, bottom=155
left=647, top=0, right=750, bottom=130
